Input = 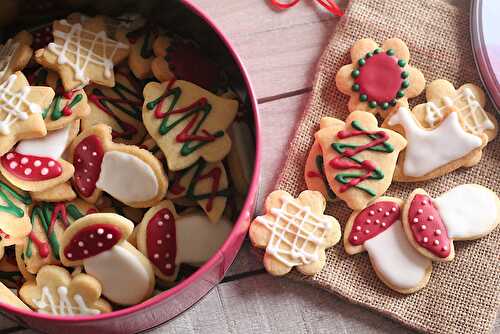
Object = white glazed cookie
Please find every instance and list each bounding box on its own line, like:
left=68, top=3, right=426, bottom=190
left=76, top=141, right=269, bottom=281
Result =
left=344, top=197, right=432, bottom=294
left=250, top=190, right=341, bottom=276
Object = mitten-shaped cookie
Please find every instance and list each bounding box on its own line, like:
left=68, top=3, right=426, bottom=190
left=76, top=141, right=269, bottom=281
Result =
left=59, top=213, right=155, bottom=305
left=344, top=197, right=432, bottom=294
left=250, top=190, right=341, bottom=276
left=402, top=184, right=499, bottom=262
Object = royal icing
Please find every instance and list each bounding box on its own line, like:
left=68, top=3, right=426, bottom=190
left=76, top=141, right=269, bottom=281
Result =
left=0, top=39, right=19, bottom=79
left=2, top=152, right=62, bottom=181
left=424, top=88, right=494, bottom=135
left=256, top=196, right=332, bottom=267
left=16, top=124, right=71, bottom=159
left=48, top=20, right=128, bottom=85
left=95, top=151, right=159, bottom=203
left=364, top=221, right=431, bottom=290
left=348, top=201, right=400, bottom=245
left=0, top=74, right=42, bottom=135
left=388, top=108, right=482, bottom=177
left=408, top=194, right=451, bottom=258
left=329, top=120, right=393, bottom=196
left=434, top=184, right=498, bottom=239
left=64, top=224, right=122, bottom=261
left=0, top=180, right=31, bottom=218
left=33, top=286, right=100, bottom=316
left=145, top=208, right=176, bottom=276
left=83, top=244, right=150, bottom=305
left=73, top=135, right=105, bottom=197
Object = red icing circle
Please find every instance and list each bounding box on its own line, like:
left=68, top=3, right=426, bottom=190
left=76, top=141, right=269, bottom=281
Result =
left=1, top=152, right=62, bottom=181
left=348, top=201, right=400, bottom=245
left=146, top=208, right=176, bottom=276
left=408, top=194, right=450, bottom=258
left=64, top=224, right=122, bottom=261
left=355, top=53, right=403, bottom=104
left=73, top=135, right=104, bottom=197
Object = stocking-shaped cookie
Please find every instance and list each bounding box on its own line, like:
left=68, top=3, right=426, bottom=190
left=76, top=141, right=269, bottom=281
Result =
left=344, top=197, right=432, bottom=294
left=316, top=111, right=406, bottom=210
left=59, top=213, right=155, bottom=305
left=137, top=200, right=233, bottom=283
left=142, top=80, right=238, bottom=171
left=0, top=121, right=78, bottom=192
left=168, top=159, right=229, bottom=223
left=68, top=124, right=168, bottom=208
left=402, top=184, right=499, bottom=262
left=385, top=107, right=487, bottom=181
left=0, top=72, right=54, bottom=156
left=250, top=190, right=341, bottom=276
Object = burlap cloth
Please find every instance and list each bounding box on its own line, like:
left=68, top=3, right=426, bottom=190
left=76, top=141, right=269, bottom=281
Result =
left=274, top=0, right=500, bottom=333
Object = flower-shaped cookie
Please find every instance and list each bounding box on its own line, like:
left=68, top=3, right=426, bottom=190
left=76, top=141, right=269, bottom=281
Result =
left=19, top=265, right=112, bottom=315
left=336, top=38, right=425, bottom=118
left=250, top=190, right=341, bottom=276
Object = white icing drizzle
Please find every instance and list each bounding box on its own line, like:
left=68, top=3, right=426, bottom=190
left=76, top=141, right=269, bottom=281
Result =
left=434, top=184, right=499, bottom=239
left=256, top=196, right=332, bottom=267
left=32, top=286, right=100, bottom=316
left=364, top=221, right=431, bottom=290
left=48, top=20, right=129, bottom=85
left=388, top=107, right=482, bottom=177
left=0, top=74, right=42, bottom=135
left=424, top=88, right=494, bottom=135
left=0, top=39, right=19, bottom=79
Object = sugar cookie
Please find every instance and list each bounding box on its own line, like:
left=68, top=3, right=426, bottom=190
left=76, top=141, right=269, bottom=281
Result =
left=0, top=31, right=33, bottom=84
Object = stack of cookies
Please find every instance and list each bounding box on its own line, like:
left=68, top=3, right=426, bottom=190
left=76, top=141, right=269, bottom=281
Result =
left=250, top=38, right=500, bottom=294
left=0, top=12, right=255, bottom=315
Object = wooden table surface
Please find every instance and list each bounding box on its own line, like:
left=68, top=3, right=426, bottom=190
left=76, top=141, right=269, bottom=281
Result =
left=2, top=0, right=498, bottom=333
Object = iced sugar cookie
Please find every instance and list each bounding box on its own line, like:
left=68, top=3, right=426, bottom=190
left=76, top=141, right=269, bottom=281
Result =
left=142, top=80, right=238, bottom=171
left=250, top=190, right=341, bottom=276
left=384, top=107, right=487, bottom=181
left=68, top=124, right=168, bottom=208
left=0, top=31, right=33, bottom=84
left=137, top=200, right=233, bottom=283
left=344, top=197, right=432, bottom=294
left=316, top=111, right=407, bottom=211
left=0, top=175, right=32, bottom=244
left=19, top=265, right=111, bottom=315
left=59, top=213, right=155, bottom=305
left=35, top=18, right=130, bottom=91
left=335, top=38, right=425, bottom=119
left=402, top=184, right=500, bottom=262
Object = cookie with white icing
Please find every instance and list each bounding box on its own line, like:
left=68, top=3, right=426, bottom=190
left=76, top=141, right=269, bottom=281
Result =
left=344, top=197, right=432, bottom=294
left=402, top=184, right=500, bottom=262
left=59, top=213, right=155, bottom=305
left=250, top=190, right=341, bottom=276
left=0, top=31, right=33, bottom=85
left=19, top=265, right=111, bottom=315
left=384, top=107, right=488, bottom=182
left=136, top=200, right=233, bottom=283
left=67, top=124, right=168, bottom=208
left=0, top=121, right=78, bottom=192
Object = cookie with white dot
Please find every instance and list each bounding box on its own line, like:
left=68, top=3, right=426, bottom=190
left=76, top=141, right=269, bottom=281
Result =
left=136, top=200, right=233, bottom=283
left=402, top=184, right=500, bottom=262
left=59, top=213, right=155, bottom=305
left=344, top=196, right=432, bottom=294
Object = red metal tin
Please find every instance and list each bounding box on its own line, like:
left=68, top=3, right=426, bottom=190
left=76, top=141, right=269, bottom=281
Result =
left=0, top=1, right=261, bottom=333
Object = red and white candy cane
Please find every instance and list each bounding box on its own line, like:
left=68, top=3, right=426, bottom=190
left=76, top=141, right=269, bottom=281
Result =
left=270, top=0, right=344, bottom=16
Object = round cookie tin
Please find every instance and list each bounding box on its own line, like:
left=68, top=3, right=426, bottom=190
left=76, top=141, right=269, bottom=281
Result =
left=0, top=1, right=261, bottom=333
left=471, top=0, right=500, bottom=112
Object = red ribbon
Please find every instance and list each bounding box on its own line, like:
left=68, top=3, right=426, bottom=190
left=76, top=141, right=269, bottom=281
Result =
left=270, top=0, right=344, bottom=16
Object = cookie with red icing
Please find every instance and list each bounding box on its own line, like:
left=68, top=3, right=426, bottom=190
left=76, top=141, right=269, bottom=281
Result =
left=315, top=111, right=407, bottom=211
left=136, top=200, right=233, bottom=283
left=67, top=124, right=168, bottom=208
left=0, top=121, right=78, bottom=192
left=335, top=38, right=425, bottom=119
left=344, top=197, right=432, bottom=294
left=402, top=184, right=500, bottom=262
left=59, top=213, right=155, bottom=305
left=0, top=175, right=32, bottom=246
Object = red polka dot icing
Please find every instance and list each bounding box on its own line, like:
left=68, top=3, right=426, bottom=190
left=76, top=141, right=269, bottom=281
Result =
left=73, top=135, right=104, bottom=197
left=146, top=208, right=176, bottom=276
left=64, top=224, right=122, bottom=261
left=408, top=194, right=450, bottom=258
left=355, top=53, right=403, bottom=104
left=348, top=201, right=400, bottom=245
left=1, top=152, right=62, bottom=181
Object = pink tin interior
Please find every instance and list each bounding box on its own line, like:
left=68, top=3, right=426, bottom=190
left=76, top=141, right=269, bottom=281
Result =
left=0, top=1, right=261, bottom=333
